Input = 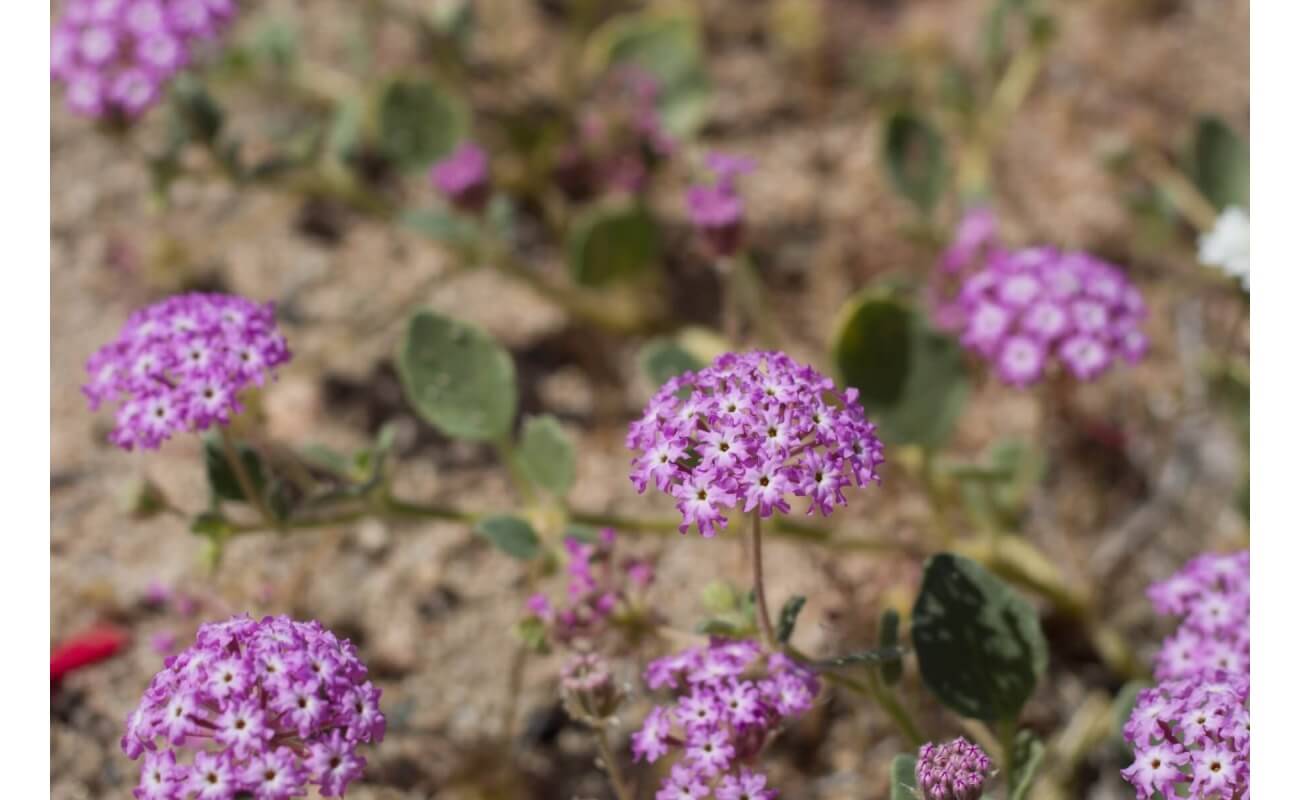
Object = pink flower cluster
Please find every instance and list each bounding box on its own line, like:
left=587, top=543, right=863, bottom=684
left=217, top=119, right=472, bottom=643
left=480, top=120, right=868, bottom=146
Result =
left=83, top=293, right=291, bottom=451
left=121, top=615, right=385, bottom=799
left=686, top=153, right=754, bottom=258
left=631, top=640, right=820, bottom=799
left=627, top=351, right=884, bottom=537
left=430, top=142, right=491, bottom=212
left=915, top=737, right=992, bottom=800
left=1147, top=551, right=1250, bottom=680
left=553, top=67, right=674, bottom=198
left=525, top=529, right=654, bottom=647
left=934, top=209, right=1148, bottom=387
left=1121, top=551, right=1249, bottom=800
left=52, top=0, right=238, bottom=119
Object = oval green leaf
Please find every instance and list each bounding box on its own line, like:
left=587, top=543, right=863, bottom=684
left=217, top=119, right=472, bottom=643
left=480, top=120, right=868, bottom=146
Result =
left=911, top=553, right=1048, bottom=721
left=568, top=203, right=660, bottom=287
left=378, top=79, right=467, bottom=171
left=586, top=12, right=712, bottom=137
left=474, top=514, right=541, bottom=560
left=397, top=310, right=517, bottom=441
left=883, top=110, right=948, bottom=216
left=517, top=415, right=577, bottom=497
left=1188, top=115, right=1248, bottom=211
left=831, top=292, right=969, bottom=449
left=889, top=753, right=919, bottom=800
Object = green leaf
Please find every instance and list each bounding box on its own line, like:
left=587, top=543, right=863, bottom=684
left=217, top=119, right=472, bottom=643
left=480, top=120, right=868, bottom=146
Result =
left=701, top=580, right=740, bottom=615
left=190, top=511, right=233, bottom=538
left=695, top=618, right=749, bottom=637
left=1188, top=115, right=1249, bottom=211
left=882, top=111, right=947, bottom=216
left=169, top=75, right=224, bottom=144
left=879, top=608, right=903, bottom=685
left=567, top=203, right=660, bottom=288
left=474, top=515, right=541, bottom=560
left=831, top=292, right=969, bottom=448
left=563, top=524, right=602, bottom=543
left=377, top=79, right=467, bottom=171
left=400, top=208, right=480, bottom=249
left=639, top=338, right=703, bottom=388
left=776, top=596, right=807, bottom=644
left=326, top=97, right=364, bottom=162
left=588, top=12, right=713, bottom=137
left=203, top=434, right=267, bottom=504
left=1008, top=730, right=1045, bottom=800
left=396, top=310, right=517, bottom=441
left=517, top=415, right=577, bottom=496
left=513, top=616, right=550, bottom=654
left=811, top=647, right=905, bottom=670
left=911, top=553, right=1048, bottom=721
left=889, top=753, right=919, bottom=800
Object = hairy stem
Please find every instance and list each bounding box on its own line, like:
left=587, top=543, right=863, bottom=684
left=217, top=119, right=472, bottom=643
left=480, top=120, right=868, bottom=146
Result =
left=751, top=510, right=777, bottom=649
left=218, top=427, right=279, bottom=529
left=594, top=726, right=636, bottom=800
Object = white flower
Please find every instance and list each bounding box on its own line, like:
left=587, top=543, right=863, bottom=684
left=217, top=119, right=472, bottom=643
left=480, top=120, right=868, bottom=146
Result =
left=1198, top=206, right=1250, bottom=290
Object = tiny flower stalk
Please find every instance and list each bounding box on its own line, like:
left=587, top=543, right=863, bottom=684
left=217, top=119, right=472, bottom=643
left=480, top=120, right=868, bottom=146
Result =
left=749, top=510, right=776, bottom=650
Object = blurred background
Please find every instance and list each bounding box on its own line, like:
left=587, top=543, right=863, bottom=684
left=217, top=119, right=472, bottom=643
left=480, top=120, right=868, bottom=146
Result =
left=51, top=0, right=1248, bottom=797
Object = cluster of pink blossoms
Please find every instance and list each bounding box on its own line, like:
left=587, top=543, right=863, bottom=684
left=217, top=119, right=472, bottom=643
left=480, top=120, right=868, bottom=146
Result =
left=631, top=640, right=820, bottom=800
left=83, top=293, right=291, bottom=451
left=430, top=142, right=491, bottom=213
left=933, top=209, right=1148, bottom=387
left=627, top=351, right=884, bottom=537
left=52, top=0, right=238, bottom=119
left=915, top=737, right=992, bottom=800
left=554, top=67, right=675, bottom=198
left=1121, top=551, right=1249, bottom=799
left=685, top=153, right=754, bottom=258
left=525, top=528, right=654, bottom=647
left=121, top=615, right=385, bottom=799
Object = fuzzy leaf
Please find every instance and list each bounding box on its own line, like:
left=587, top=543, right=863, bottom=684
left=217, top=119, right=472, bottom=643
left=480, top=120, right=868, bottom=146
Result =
left=377, top=79, right=467, bottom=171
left=1008, top=730, right=1045, bottom=800
left=517, top=415, right=577, bottom=496
left=883, top=111, right=947, bottom=216
left=397, top=310, right=517, bottom=441
left=568, top=203, right=660, bottom=287
left=776, top=596, right=807, bottom=644
left=832, top=292, right=969, bottom=448
left=1188, top=115, right=1249, bottom=211
left=911, top=553, right=1048, bottom=721
left=879, top=608, right=904, bottom=685
left=203, top=434, right=267, bottom=505
left=639, top=338, right=702, bottom=388
left=889, top=754, right=919, bottom=800
left=474, top=515, right=541, bottom=560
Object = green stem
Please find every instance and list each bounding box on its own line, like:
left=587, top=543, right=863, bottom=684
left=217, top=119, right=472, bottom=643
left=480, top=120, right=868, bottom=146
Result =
left=866, top=670, right=925, bottom=749
left=750, top=511, right=777, bottom=650
left=593, top=727, right=635, bottom=800
left=218, top=427, right=279, bottom=529
left=997, top=717, right=1019, bottom=779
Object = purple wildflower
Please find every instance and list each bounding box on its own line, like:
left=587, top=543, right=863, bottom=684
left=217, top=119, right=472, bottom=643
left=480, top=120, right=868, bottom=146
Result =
left=429, top=142, right=491, bottom=212
left=915, top=737, right=992, bottom=800
left=51, top=0, right=237, bottom=120
left=554, top=66, right=674, bottom=199
left=628, top=351, right=884, bottom=536
left=633, top=640, right=819, bottom=798
left=121, top=615, right=384, bottom=800
left=522, top=528, right=655, bottom=648
left=686, top=153, right=753, bottom=257
left=932, top=211, right=1148, bottom=386
left=82, top=293, right=291, bottom=451
left=1121, top=551, right=1249, bottom=800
